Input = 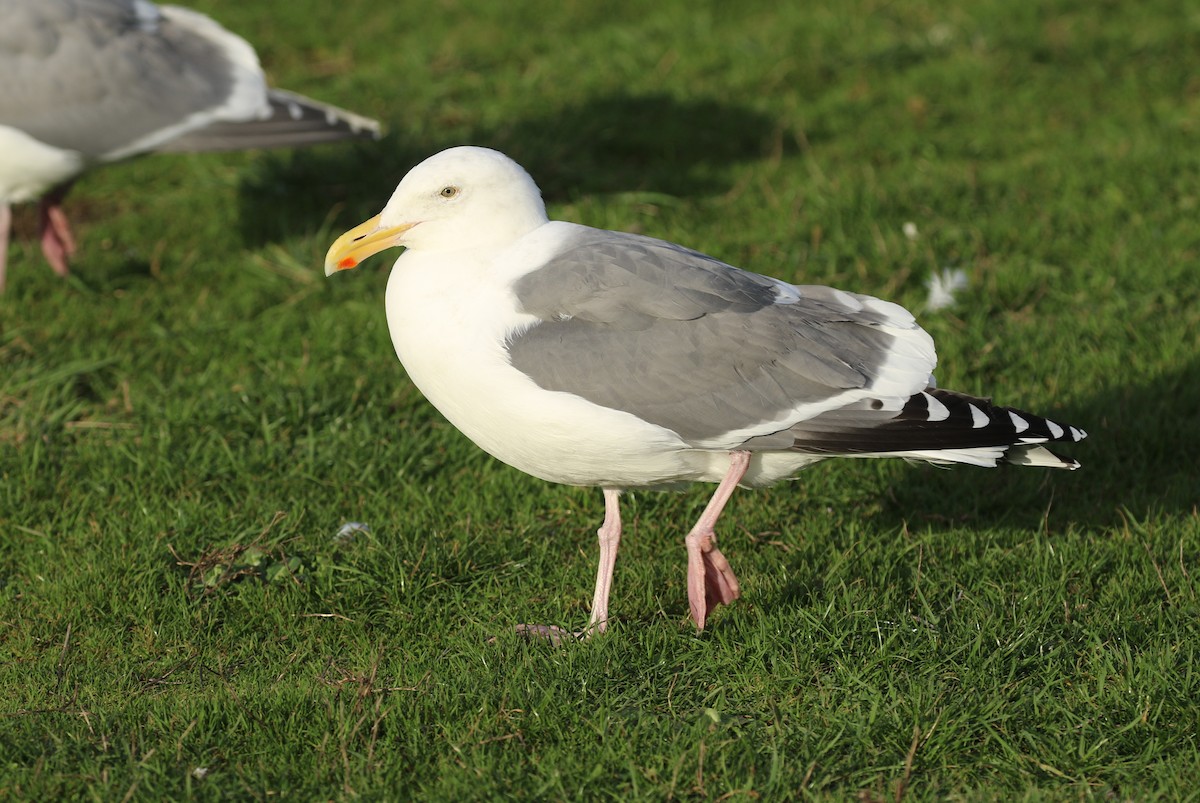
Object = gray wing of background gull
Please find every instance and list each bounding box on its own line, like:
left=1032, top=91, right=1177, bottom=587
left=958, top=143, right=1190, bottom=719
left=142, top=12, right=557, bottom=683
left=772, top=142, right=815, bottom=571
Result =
left=507, top=227, right=1084, bottom=465
left=0, top=0, right=380, bottom=165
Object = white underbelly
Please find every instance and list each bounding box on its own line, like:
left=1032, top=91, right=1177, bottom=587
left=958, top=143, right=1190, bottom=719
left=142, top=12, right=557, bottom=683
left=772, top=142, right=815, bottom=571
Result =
left=397, top=328, right=697, bottom=485
left=0, top=126, right=84, bottom=203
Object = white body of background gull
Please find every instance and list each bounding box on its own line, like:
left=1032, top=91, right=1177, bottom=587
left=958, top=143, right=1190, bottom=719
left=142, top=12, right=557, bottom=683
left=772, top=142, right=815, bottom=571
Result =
left=0, top=0, right=381, bottom=292
left=325, top=146, right=1087, bottom=638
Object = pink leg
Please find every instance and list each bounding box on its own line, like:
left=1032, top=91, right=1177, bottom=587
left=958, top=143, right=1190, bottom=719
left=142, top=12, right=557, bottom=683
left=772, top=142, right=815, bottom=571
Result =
left=584, top=487, right=622, bottom=635
left=513, top=487, right=622, bottom=645
left=39, top=186, right=77, bottom=277
left=685, top=451, right=751, bottom=630
left=0, top=203, right=10, bottom=294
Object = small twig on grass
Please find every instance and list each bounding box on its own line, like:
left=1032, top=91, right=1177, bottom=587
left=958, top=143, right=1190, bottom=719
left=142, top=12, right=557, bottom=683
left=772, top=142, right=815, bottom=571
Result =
left=895, top=723, right=921, bottom=803
left=1039, top=488, right=1056, bottom=537
left=63, top=420, right=136, bottom=430
left=0, top=705, right=93, bottom=718
left=914, top=538, right=922, bottom=593
left=53, top=622, right=73, bottom=695
left=407, top=541, right=428, bottom=585
left=1031, top=758, right=1070, bottom=780
left=1180, top=537, right=1194, bottom=602
left=139, top=655, right=195, bottom=689
left=176, top=718, right=198, bottom=765
left=1142, top=542, right=1173, bottom=606
left=380, top=668, right=432, bottom=693
left=799, top=760, right=816, bottom=792
left=366, top=693, right=389, bottom=773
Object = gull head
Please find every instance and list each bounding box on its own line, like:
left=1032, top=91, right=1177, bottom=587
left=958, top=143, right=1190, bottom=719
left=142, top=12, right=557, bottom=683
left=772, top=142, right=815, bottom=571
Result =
left=324, top=146, right=549, bottom=275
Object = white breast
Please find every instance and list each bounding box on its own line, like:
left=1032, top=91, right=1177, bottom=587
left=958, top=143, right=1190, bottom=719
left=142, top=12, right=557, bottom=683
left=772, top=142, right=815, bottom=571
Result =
left=383, top=238, right=713, bottom=487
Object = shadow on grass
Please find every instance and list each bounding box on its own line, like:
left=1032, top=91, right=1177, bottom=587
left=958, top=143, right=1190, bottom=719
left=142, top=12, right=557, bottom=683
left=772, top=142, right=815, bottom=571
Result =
left=756, top=357, right=1200, bottom=622
left=485, top=93, right=797, bottom=199
left=233, top=135, right=418, bottom=249
left=234, top=92, right=795, bottom=247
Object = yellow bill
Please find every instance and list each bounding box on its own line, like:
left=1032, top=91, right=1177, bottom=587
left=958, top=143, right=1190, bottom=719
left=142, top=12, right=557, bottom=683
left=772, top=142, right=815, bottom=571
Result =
left=324, top=215, right=416, bottom=276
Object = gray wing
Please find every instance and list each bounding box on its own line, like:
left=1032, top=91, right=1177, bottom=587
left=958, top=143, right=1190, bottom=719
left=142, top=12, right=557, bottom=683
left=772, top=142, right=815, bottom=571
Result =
left=508, top=228, right=927, bottom=445
left=0, top=0, right=242, bottom=159
left=0, top=1, right=378, bottom=162
left=156, top=88, right=381, bottom=152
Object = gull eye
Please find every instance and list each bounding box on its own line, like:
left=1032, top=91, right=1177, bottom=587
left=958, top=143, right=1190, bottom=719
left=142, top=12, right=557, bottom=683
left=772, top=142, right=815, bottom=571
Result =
left=439, top=185, right=459, bottom=198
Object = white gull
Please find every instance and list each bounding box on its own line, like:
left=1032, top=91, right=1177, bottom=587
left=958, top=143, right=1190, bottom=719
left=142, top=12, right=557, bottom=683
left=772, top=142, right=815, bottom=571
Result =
left=325, top=146, right=1086, bottom=639
left=0, top=0, right=381, bottom=292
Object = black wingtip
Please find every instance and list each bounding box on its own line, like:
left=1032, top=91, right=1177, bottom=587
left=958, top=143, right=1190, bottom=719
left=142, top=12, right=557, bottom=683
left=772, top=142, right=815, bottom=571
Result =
left=788, top=387, right=1086, bottom=470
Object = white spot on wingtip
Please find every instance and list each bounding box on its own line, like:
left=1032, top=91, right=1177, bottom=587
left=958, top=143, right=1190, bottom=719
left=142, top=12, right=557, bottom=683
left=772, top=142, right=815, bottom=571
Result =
left=287, top=102, right=304, bottom=120
left=1009, top=411, right=1029, bottom=433
left=1046, top=420, right=1065, bottom=439
left=1069, top=426, right=1085, bottom=441
left=968, top=403, right=989, bottom=428
left=924, top=392, right=950, bottom=422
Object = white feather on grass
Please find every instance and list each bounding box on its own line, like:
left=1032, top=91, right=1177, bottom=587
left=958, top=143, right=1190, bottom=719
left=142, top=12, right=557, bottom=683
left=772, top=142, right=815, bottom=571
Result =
left=925, top=268, right=969, bottom=311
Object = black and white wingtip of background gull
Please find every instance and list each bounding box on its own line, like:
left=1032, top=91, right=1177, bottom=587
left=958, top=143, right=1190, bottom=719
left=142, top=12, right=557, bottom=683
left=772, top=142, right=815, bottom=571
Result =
left=324, top=145, right=1087, bottom=642
left=0, top=0, right=382, bottom=293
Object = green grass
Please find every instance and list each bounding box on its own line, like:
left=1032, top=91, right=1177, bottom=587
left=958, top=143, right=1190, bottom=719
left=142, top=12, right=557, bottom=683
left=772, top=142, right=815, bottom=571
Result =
left=2, top=0, right=1198, bottom=798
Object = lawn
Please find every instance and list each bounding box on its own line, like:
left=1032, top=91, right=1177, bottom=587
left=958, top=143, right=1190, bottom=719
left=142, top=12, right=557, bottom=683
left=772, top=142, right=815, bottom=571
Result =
left=2, top=0, right=1198, bottom=799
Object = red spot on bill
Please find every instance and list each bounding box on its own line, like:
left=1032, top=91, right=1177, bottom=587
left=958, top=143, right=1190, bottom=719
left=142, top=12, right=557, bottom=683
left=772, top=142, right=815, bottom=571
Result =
left=339, top=257, right=357, bottom=269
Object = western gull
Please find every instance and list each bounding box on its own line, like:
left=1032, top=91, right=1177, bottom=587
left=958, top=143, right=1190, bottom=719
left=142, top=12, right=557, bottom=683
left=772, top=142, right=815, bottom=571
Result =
left=0, top=0, right=381, bottom=292
left=324, top=146, right=1087, bottom=639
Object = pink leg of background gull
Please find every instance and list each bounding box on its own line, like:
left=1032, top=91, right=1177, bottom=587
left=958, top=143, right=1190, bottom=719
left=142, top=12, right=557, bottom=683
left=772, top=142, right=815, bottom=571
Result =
left=0, top=188, right=75, bottom=294
left=0, top=204, right=10, bottom=293
left=39, top=185, right=77, bottom=277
